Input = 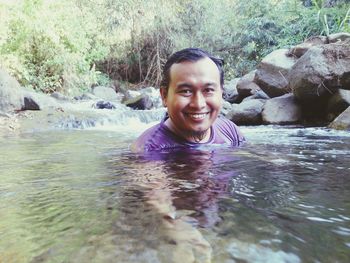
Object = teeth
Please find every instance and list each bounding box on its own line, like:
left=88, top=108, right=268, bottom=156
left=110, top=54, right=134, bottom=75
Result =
left=188, top=113, right=207, bottom=119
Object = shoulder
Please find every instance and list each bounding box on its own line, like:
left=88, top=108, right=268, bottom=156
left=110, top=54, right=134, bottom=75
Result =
left=131, top=121, right=184, bottom=152
left=213, top=116, right=245, bottom=145
left=131, top=123, right=163, bottom=152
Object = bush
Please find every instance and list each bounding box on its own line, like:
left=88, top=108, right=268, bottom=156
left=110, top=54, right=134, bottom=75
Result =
left=0, top=0, right=349, bottom=93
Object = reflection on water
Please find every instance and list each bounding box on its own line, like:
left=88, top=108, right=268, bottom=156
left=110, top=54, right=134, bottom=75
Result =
left=0, top=126, right=350, bottom=262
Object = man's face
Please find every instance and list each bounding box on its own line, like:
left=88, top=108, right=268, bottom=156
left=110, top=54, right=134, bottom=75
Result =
left=160, top=57, right=223, bottom=141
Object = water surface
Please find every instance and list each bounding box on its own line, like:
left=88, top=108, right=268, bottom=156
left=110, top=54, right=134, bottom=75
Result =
left=0, top=125, right=349, bottom=263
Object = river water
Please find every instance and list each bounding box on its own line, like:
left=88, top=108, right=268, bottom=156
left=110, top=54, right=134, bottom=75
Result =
left=0, top=109, right=350, bottom=263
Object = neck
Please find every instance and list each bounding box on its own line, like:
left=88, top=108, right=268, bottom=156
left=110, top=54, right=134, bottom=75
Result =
left=164, top=118, right=211, bottom=143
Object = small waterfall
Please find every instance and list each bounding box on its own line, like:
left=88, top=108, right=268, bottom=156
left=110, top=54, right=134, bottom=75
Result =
left=55, top=102, right=166, bottom=132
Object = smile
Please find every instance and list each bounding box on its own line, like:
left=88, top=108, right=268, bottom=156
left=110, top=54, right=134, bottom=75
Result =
left=186, top=112, right=210, bottom=120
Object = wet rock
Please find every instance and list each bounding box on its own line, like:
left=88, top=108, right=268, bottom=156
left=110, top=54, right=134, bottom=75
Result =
left=254, top=49, right=296, bottom=98
left=329, top=106, right=350, bottom=130
left=290, top=42, right=350, bottom=103
left=92, top=86, right=121, bottom=102
left=74, top=93, right=99, bottom=101
left=0, top=68, right=24, bottom=112
left=21, top=89, right=59, bottom=110
left=23, top=96, right=40, bottom=110
left=138, top=87, right=162, bottom=108
left=124, top=94, right=153, bottom=110
left=327, top=89, right=350, bottom=122
left=226, top=99, right=265, bottom=125
left=262, top=94, right=301, bottom=124
left=223, top=78, right=240, bottom=103
left=51, top=92, right=70, bottom=101
left=93, top=100, right=116, bottom=109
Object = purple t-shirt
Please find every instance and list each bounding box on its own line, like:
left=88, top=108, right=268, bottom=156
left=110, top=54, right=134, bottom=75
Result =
left=132, top=116, right=245, bottom=152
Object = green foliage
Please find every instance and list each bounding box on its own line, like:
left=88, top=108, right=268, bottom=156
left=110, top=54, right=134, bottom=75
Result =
left=0, top=0, right=349, bottom=93
left=0, top=0, right=108, bottom=94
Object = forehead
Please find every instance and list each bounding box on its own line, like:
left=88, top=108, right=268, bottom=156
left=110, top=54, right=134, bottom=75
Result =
left=169, top=57, right=220, bottom=83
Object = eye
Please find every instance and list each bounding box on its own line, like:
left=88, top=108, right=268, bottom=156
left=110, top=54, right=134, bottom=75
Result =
left=177, top=89, right=192, bottom=96
left=203, top=87, right=215, bottom=94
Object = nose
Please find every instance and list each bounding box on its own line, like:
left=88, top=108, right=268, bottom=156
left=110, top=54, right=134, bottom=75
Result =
left=190, top=92, right=206, bottom=109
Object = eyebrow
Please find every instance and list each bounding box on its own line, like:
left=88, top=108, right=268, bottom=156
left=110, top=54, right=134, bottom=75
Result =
left=176, top=81, right=218, bottom=89
left=176, top=83, right=193, bottom=89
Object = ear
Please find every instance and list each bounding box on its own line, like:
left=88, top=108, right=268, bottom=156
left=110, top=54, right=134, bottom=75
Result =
left=160, top=87, right=168, bottom=107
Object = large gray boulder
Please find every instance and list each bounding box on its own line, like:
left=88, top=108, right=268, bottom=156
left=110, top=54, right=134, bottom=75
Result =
left=290, top=42, right=350, bottom=102
left=329, top=106, right=350, bottom=130
left=226, top=99, right=265, bottom=125
left=92, top=86, right=122, bottom=102
left=262, top=94, right=302, bottom=124
left=21, top=89, right=59, bottom=110
left=138, top=87, right=162, bottom=108
left=254, top=49, right=297, bottom=98
left=0, top=69, right=24, bottom=112
left=124, top=93, right=153, bottom=110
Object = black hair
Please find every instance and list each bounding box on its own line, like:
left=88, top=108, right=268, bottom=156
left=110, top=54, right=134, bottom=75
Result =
left=160, top=48, right=224, bottom=90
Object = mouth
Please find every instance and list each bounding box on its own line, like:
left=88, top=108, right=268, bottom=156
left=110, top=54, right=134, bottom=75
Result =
left=185, top=112, right=210, bottom=120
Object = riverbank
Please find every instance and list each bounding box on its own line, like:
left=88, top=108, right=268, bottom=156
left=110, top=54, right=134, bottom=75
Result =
left=1, top=33, right=350, bottom=135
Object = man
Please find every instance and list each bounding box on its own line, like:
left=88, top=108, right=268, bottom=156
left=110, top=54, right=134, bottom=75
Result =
left=132, top=48, right=244, bottom=152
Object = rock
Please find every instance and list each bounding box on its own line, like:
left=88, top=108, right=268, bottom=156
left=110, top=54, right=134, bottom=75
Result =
left=326, top=89, right=350, bottom=122
left=124, top=94, right=153, bottom=110
left=221, top=101, right=234, bottom=116
left=92, top=86, right=121, bottom=102
left=290, top=42, right=350, bottom=102
left=23, top=96, right=40, bottom=110
left=236, top=71, right=262, bottom=99
left=0, top=68, right=24, bottom=112
left=289, top=36, right=327, bottom=58
left=21, top=89, right=59, bottom=110
left=242, top=90, right=270, bottom=102
left=74, top=93, right=99, bottom=101
left=329, top=106, right=350, bottom=130
left=226, top=99, right=265, bottom=125
left=51, top=92, right=70, bottom=101
left=138, top=87, right=162, bottom=108
left=223, top=78, right=240, bottom=103
left=93, top=100, right=116, bottom=109
left=262, top=94, right=302, bottom=124
left=254, top=49, right=297, bottom=98
left=328, top=32, right=350, bottom=43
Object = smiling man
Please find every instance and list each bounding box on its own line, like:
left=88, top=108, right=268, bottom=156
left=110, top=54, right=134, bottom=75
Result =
left=132, top=48, right=245, bottom=152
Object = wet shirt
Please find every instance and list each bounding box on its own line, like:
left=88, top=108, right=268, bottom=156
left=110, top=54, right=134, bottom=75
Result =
left=131, top=116, right=245, bottom=152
